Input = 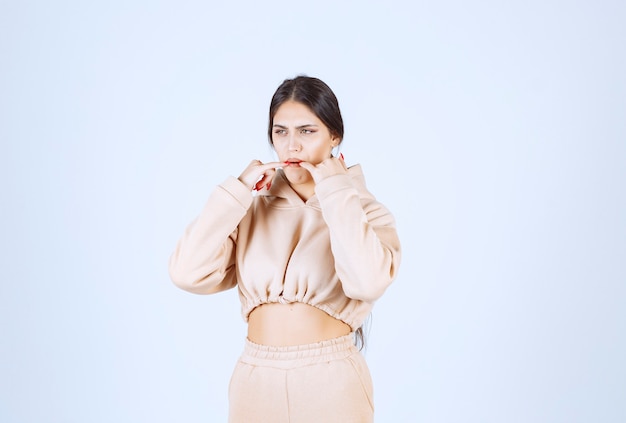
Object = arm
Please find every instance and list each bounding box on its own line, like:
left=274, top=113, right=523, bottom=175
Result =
left=169, top=160, right=282, bottom=294
left=168, top=176, right=253, bottom=294
left=315, top=171, right=401, bottom=303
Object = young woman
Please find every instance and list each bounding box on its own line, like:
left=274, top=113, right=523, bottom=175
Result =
left=169, top=76, right=401, bottom=422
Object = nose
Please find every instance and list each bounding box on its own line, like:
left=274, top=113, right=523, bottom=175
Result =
left=288, top=134, right=301, bottom=152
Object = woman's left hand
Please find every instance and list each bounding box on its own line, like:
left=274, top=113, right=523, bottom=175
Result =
left=298, top=155, right=348, bottom=184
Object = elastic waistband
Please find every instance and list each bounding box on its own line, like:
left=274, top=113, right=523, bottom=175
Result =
left=240, top=334, right=357, bottom=369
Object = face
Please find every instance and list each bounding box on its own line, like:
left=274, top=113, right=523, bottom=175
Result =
left=271, top=100, right=339, bottom=186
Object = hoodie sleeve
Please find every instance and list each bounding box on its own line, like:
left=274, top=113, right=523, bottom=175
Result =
left=315, top=170, right=401, bottom=303
left=168, top=176, right=253, bottom=294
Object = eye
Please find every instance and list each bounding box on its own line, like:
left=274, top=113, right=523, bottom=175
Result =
left=300, top=128, right=314, bottom=134
left=274, top=129, right=287, bottom=135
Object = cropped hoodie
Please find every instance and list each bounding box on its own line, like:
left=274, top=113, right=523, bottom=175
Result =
left=169, top=164, right=401, bottom=331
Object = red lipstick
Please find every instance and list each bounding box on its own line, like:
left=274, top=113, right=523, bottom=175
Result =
left=284, top=158, right=302, bottom=167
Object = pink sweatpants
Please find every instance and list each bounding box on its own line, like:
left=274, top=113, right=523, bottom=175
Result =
left=228, top=334, right=374, bottom=423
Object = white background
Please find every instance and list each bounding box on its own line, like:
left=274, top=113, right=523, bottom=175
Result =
left=1, top=1, right=625, bottom=422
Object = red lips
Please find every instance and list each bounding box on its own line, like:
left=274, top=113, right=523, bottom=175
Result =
left=284, top=158, right=302, bottom=167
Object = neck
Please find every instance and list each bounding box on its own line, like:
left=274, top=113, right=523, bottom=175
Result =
left=289, top=180, right=315, bottom=201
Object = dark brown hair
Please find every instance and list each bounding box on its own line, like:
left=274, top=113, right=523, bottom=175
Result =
left=268, top=75, right=344, bottom=145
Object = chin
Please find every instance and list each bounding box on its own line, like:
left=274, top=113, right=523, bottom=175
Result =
left=283, top=167, right=311, bottom=184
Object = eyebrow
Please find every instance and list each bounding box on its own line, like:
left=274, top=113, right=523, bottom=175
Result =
left=273, top=124, right=319, bottom=129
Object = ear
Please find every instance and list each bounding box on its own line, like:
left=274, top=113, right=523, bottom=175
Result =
left=329, top=137, right=340, bottom=157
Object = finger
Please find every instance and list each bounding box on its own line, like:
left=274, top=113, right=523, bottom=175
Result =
left=261, top=161, right=284, bottom=168
left=257, top=161, right=284, bottom=171
left=262, top=168, right=276, bottom=184
left=254, top=168, right=276, bottom=191
left=339, top=154, right=348, bottom=170
left=298, top=161, right=315, bottom=173
left=247, top=160, right=281, bottom=170
left=328, top=156, right=347, bottom=171
left=247, top=162, right=279, bottom=189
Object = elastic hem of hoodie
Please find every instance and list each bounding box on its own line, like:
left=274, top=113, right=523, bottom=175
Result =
left=243, top=299, right=361, bottom=332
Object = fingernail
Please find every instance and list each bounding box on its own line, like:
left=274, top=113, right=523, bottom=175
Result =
left=340, top=153, right=345, bottom=160
left=266, top=182, right=271, bottom=190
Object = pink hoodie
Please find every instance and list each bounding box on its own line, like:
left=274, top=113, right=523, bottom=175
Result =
left=169, top=164, right=401, bottom=331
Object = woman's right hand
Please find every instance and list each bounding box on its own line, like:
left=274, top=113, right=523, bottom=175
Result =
left=238, top=159, right=283, bottom=191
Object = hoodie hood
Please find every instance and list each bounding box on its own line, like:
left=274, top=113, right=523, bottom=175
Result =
left=258, top=164, right=373, bottom=208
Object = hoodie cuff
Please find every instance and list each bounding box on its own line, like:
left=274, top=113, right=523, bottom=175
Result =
left=315, top=173, right=354, bottom=201
left=218, top=176, right=253, bottom=210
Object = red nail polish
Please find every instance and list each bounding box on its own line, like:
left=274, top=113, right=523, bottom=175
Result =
left=266, top=182, right=272, bottom=190
left=340, top=153, right=345, bottom=160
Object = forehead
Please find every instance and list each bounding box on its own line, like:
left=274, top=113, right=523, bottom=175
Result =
left=273, top=100, right=321, bottom=125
